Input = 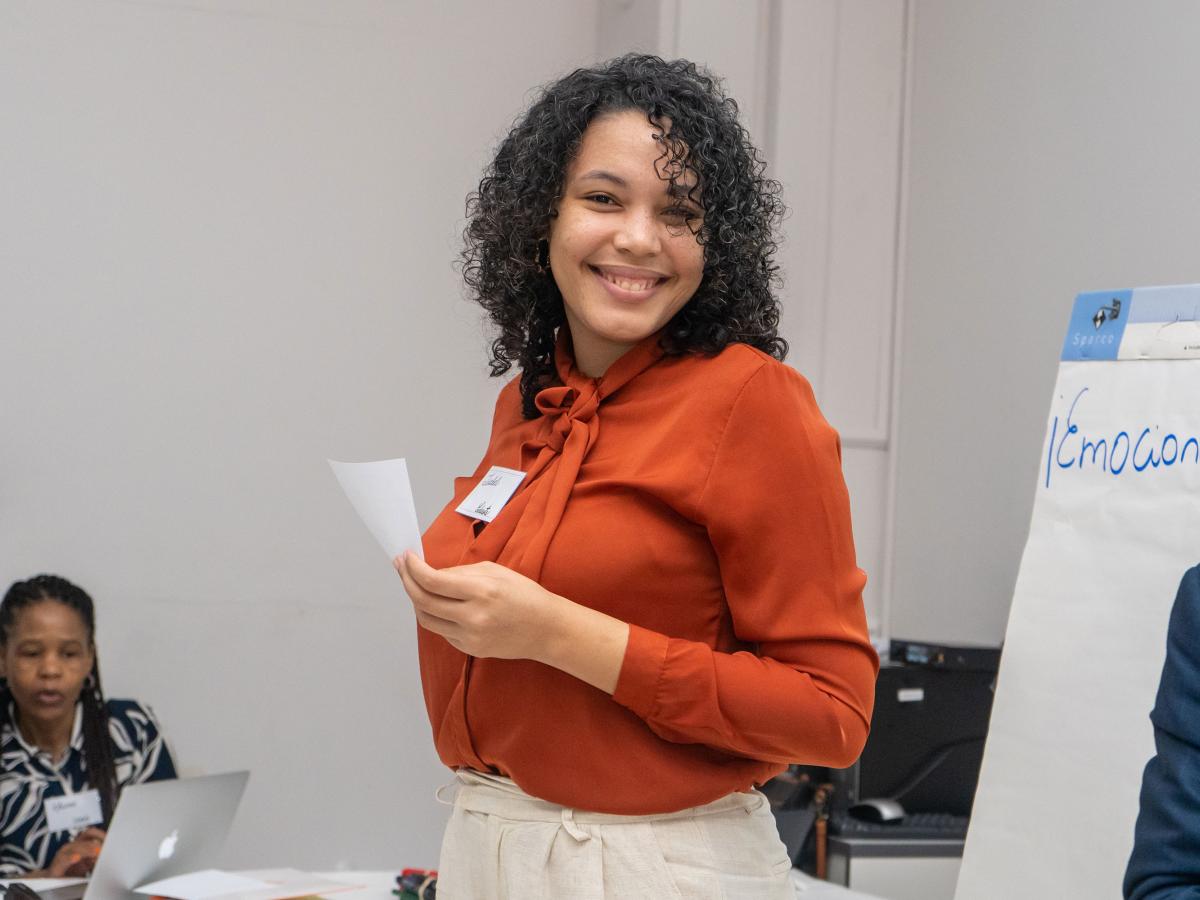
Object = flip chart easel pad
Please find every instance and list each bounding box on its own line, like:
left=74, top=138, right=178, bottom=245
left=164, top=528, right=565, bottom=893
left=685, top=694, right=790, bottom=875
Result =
left=958, top=285, right=1200, bottom=899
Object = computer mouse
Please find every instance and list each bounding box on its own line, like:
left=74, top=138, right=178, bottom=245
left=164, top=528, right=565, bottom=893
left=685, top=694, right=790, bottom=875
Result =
left=849, top=797, right=907, bottom=823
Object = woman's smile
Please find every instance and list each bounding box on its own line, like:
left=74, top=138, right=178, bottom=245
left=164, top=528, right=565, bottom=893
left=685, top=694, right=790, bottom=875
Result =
left=589, top=264, right=670, bottom=300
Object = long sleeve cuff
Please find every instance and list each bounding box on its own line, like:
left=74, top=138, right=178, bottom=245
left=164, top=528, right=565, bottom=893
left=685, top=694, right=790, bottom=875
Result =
left=612, top=623, right=670, bottom=719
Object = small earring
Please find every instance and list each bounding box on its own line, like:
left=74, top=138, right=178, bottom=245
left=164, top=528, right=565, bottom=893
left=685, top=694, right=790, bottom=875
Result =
left=535, top=239, right=551, bottom=274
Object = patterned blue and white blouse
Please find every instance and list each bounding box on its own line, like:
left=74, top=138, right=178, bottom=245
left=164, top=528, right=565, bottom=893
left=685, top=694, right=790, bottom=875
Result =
left=0, top=698, right=177, bottom=876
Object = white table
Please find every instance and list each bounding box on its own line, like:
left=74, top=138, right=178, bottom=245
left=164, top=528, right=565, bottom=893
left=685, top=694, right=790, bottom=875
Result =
left=316, top=869, right=887, bottom=899
left=5, top=869, right=887, bottom=899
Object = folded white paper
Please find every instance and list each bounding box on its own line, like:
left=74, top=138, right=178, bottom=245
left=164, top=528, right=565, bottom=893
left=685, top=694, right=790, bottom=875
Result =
left=329, top=457, right=424, bottom=560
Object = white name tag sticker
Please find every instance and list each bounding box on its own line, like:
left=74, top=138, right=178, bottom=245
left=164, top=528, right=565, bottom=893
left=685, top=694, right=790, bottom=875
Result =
left=45, top=789, right=103, bottom=833
left=455, top=466, right=527, bottom=522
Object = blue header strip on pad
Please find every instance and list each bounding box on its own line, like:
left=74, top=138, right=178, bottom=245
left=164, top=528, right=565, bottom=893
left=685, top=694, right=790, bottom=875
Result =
left=1060, top=284, right=1200, bottom=360
left=1124, top=283, right=1200, bottom=323
left=1061, top=290, right=1132, bottom=360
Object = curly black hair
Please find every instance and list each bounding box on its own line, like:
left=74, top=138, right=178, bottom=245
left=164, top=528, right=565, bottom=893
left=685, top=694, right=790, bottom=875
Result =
left=462, top=53, right=787, bottom=418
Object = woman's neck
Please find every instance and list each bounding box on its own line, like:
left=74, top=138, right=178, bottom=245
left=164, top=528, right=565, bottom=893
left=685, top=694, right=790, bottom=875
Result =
left=573, top=341, right=626, bottom=378
left=562, top=315, right=639, bottom=378
left=16, top=706, right=75, bottom=762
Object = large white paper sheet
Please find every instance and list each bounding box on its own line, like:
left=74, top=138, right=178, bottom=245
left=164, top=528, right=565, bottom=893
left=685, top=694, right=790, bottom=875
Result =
left=328, top=457, right=423, bottom=560
left=135, top=869, right=271, bottom=899
left=958, top=285, right=1200, bottom=899
left=136, top=868, right=356, bottom=900
left=221, top=869, right=357, bottom=899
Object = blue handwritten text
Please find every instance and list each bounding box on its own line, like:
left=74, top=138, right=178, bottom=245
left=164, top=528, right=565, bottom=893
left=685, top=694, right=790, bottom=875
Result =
left=1045, top=387, right=1200, bottom=488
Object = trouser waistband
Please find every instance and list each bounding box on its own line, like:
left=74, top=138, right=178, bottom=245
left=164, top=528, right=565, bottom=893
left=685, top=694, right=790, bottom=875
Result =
left=448, top=768, right=765, bottom=827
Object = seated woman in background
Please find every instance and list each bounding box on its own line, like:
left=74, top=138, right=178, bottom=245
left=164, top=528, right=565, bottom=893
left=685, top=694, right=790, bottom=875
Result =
left=0, top=575, right=176, bottom=878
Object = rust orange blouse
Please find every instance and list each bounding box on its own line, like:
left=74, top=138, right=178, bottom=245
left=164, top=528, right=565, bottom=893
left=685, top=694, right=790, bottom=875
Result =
left=419, top=332, right=878, bottom=815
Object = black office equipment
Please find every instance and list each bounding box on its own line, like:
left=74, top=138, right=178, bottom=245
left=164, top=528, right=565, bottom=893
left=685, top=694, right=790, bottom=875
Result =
left=851, top=646, right=1000, bottom=819
left=888, top=638, right=1001, bottom=673
left=768, top=641, right=999, bottom=873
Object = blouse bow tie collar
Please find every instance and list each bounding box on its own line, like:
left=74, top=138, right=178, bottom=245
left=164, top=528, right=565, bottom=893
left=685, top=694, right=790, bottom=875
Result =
left=532, top=329, right=664, bottom=452
left=460, top=330, right=664, bottom=581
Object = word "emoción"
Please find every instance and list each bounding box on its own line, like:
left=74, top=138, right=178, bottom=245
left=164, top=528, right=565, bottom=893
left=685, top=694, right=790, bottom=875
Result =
left=1045, top=387, right=1200, bottom=488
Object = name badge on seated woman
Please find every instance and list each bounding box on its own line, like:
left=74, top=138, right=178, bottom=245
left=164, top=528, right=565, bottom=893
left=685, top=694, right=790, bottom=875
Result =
left=45, top=789, right=103, bottom=832
left=455, top=466, right=526, bottom=522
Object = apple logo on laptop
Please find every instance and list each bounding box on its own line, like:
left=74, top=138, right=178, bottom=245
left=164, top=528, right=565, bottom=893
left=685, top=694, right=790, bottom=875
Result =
left=158, top=829, right=179, bottom=860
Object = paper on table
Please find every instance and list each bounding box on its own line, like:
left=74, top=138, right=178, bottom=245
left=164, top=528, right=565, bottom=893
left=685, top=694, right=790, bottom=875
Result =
left=136, top=868, right=357, bottom=900
left=135, top=868, right=271, bottom=899
left=233, top=869, right=359, bottom=899
left=328, top=458, right=424, bottom=560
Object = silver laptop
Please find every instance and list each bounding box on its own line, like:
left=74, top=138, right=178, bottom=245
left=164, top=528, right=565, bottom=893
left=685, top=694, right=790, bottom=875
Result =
left=52, top=771, right=250, bottom=900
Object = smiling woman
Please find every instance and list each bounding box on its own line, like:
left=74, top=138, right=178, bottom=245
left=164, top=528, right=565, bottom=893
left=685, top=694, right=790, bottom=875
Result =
left=548, top=111, right=705, bottom=376
left=394, top=53, right=877, bottom=899
left=0, top=575, right=176, bottom=879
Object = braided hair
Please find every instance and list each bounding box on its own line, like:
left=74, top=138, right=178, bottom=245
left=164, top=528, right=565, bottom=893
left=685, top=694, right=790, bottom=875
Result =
left=0, top=575, right=119, bottom=826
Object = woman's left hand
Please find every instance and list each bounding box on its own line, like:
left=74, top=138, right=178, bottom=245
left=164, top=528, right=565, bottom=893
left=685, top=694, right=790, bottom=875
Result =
left=395, top=552, right=567, bottom=662
left=46, top=827, right=105, bottom=877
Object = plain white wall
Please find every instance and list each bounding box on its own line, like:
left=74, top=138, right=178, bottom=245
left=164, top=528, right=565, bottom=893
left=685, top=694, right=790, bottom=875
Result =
left=891, top=0, right=1200, bottom=645
left=0, top=0, right=599, bottom=870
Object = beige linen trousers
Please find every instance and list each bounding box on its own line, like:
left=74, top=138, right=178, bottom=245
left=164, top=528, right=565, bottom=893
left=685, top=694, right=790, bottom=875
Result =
left=437, top=770, right=795, bottom=899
